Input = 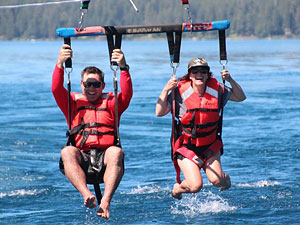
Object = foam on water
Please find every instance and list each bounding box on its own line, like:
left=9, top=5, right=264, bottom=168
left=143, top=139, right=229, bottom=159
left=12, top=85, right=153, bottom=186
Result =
left=126, top=184, right=170, bottom=195
left=235, top=180, right=280, bottom=188
left=170, top=191, right=237, bottom=217
left=0, top=189, right=46, bottom=198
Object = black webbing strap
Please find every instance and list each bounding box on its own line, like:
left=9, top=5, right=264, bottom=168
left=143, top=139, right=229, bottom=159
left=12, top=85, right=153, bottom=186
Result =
left=94, top=183, right=102, bottom=205
left=217, top=30, right=227, bottom=153
left=64, top=38, right=72, bottom=68
left=218, top=30, right=227, bottom=61
left=106, top=32, right=122, bottom=65
left=105, top=31, right=123, bottom=147
left=166, top=31, right=182, bottom=64
left=64, top=38, right=73, bottom=146
left=81, top=0, right=90, bottom=10
left=186, top=108, right=219, bottom=113
left=166, top=31, right=182, bottom=162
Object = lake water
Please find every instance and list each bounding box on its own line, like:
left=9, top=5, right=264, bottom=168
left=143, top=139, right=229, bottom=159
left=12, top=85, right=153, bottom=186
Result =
left=0, top=39, right=300, bottom=224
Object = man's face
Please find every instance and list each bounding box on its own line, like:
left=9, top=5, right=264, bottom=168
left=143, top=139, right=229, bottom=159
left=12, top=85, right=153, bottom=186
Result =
left=81, top=73, right=104, bottom=103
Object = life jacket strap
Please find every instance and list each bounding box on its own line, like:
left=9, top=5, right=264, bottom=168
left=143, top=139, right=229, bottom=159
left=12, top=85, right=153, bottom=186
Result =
left=76, top=106, right=108, bottom=112
left=186, top=108, right=218, bottom=113
left=182, top=125, right=218, bottom=138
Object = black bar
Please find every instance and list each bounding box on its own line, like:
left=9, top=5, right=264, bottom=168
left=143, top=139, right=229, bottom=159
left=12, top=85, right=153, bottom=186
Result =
left=64, top=38, right=72, bottom=68
left=218, top=30, right=227, bottom=61
left=108, top=24, right=183, bottom=35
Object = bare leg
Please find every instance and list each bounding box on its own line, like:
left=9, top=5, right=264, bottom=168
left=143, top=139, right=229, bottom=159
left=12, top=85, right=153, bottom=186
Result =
left=172, top=157, right=203, bottom=199
left=97, top=146, right=124, bottom=219
left=204, top=151, right=231, bottom=191
left=61, top=146, right=96, bottom=208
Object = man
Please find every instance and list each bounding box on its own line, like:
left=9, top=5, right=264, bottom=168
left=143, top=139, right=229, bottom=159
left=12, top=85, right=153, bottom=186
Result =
left=52, top=44, right=132, bottom=219
left=156, top=57, right=246, bottom=199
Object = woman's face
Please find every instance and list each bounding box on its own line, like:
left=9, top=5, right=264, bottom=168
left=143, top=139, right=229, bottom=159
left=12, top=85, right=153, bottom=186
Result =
left=189, top=66, right=209, bottom=86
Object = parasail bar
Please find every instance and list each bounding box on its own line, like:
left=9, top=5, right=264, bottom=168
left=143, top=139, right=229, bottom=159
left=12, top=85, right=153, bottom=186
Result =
left=56, top=20, right=230, bottom=38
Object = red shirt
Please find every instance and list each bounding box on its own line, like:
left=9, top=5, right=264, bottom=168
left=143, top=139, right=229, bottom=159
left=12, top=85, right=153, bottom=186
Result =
left=51, top=65, right=133, bottom=127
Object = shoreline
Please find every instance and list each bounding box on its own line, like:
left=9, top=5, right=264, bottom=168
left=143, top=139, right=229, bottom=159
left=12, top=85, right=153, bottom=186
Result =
left=1, top=34, right=300, bottom=42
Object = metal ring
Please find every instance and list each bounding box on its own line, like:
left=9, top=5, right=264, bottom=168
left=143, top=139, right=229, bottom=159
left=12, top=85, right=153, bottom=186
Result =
left=170, top=62, right=180, bottom=69
left=64, top=67, right=73, bottom=74
left=110, top=63, right=119, bottom=72
left=219, top=59, right=228, bottom=67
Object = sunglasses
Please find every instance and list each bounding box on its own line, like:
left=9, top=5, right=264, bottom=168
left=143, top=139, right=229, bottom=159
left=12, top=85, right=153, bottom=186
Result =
left=190, top=67, right=209, bottom=74
left=83, top=81, right=102, bottom=88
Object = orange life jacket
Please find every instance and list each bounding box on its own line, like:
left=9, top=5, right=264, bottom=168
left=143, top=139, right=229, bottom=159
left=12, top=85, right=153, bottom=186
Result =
left=67, top=92, right=116, bottom=150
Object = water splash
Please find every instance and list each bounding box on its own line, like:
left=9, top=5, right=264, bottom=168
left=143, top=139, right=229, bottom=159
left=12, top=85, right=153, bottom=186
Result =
left=0, top=189, right=45, bottom=198
left=236, top=180, right=280, bottom=188
left=126, top=184, right=170, bottom=195
left=171, top=191, right=237, bottom=217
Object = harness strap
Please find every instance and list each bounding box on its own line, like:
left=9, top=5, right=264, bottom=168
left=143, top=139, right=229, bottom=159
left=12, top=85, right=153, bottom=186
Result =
left=76, top=106, right=107, bottom=112
left=94, top=183, right=102, bottom=205
left=106, top=32, right=122, bottom=65
left=166, top=31, right=183, bottom=182
left=166, top=31, right=182, bottom=151
left=79, top=130, right=115, bottom=148
left=80, top=0, right=90, bottom=10
left=186, top=108, right=218, bottom=113
left=217, top=29, right=228, bottom=155
left=64, top=38, right=72, bottom=68
left=218, top=30, right=227, bottom=61
left=64, top=37, right=74, bottom=146
left=217, top=29, right=227, bottom=143
left=67, top=119, right=115, bottom=135
left=166, top=31, right=182, bottom=64
left=182, top=125, right=218, bottom=138
left=181, top=120, right=219, bottom=129
left=105, top=31, right=123, bottom=147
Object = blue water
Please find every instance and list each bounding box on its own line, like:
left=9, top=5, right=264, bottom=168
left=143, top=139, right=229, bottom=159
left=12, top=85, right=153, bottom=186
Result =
left=0, top=39, right=300, bottom=224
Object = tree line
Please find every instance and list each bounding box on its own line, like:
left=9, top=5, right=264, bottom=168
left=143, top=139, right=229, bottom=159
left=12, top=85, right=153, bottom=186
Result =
left=0, top=0, right=300, bottom=40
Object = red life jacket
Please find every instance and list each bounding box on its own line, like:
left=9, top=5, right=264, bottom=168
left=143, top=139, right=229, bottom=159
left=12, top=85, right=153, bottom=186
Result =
left=178, top=76, right=220, bottom=148
left=172, top=77, right=224, bottom=183
left=67, top=92, right=116, bottom=150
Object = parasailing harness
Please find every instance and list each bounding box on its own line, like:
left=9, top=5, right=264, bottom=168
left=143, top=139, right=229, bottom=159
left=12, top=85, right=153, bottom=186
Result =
left=167, top=27, right=229, bottom=165
left=61, top=1, right=126, bottom=205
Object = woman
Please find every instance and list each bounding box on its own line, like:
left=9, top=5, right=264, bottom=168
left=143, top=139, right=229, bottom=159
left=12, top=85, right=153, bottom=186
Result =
left=156, top=57, right=246, bottom=199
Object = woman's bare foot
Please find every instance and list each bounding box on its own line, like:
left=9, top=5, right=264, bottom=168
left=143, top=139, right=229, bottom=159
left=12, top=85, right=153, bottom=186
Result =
left=172, top=183, right=182, bottom=200
left=84, top=195, right=96, bottom=208
left=220, top=173, right=231, bottom=191
left=97, top=201, right=110, bottom=219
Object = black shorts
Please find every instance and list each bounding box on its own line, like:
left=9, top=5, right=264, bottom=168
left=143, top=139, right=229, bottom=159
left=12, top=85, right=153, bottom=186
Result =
left=59, top=148, right=106, bottom=184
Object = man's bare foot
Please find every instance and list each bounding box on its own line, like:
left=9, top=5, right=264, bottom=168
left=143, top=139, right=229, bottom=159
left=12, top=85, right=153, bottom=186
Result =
left=220, top=174, right=231, bottom=191
left=172, top=183, right=182, bottom=200
left=84, top=195, right=96, bottom=208
left=97, top=201, right=110, bottom=219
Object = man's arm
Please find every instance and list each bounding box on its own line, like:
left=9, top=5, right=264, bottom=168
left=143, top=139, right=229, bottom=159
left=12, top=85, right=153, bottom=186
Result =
left=110, top=49, right=133, bottom=114
left=51, top=44, right=73, bottom=124
left=118, top=70, right=133, bottom=114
